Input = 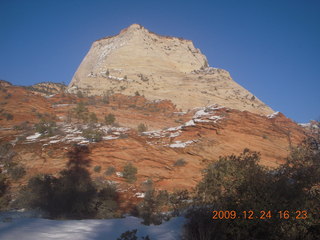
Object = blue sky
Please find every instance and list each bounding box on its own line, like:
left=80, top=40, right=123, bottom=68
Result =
left=0, top=0, right=319, bottom=122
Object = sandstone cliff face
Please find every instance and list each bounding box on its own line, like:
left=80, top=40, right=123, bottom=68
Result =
left=69, top=24, right=273, bottom=115
left=0, top=84, right=308, bottom=210
left=1, top=84, right=306, bottom=192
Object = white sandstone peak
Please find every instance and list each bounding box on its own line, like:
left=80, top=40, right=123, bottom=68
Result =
left=68, top=24, right=273, bottom=115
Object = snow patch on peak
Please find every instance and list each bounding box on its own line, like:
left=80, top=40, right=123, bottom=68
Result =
left=267, top=111, right=280, bottom=119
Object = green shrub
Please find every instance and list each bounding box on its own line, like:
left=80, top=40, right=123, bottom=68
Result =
left=135, top=91, right=140, bottom=96
left=73, top=101, right=90, bottom=122
left=5, top=113, right=13, bottom=120
left=137, top=123, right=147, bottom=133
left=13, top=121, right=30, bottom=130
left=138, top=73, right=149, bottom=82
left=105, top=113, right=115, bottom=125
left=184, top=146, right=320, bottom=240
left=102, top=95, right=109, bottom=104
left=122, top=163, right=137, bottom=183
left=119, top=133, right=128, bottom=139
left=93, top=165, right=101, bottom=173
left=76, top=90, right=84, bottom=98
left=174, top=158, right=187, bottom=167
left=0, top=171, right=9, bottom=210
left=0, top=142, right=17, bottom=185
left=168, top=190, right=190, bottom=216
left=137, top=189, right=169, bottom=225
left=142, top=178, right=153, bottom=191
left=0, top=142, right=14, bottom=163
left=95, top=183, right=119, bottom=219
left=35, top=119, right=56, bottom=136
left=16, top=145, right=120, bottom=219
left=8, top=165, right=26, bottom=180
left=82, top=127, right=103, bottom=142
left=105, top=166, right=116, bottom=176
left=0, top=172, right=7, bottom=197
left=117, top=229, right=151, bottom=240
left=35, top=111, right=43, bottom=119
left=73, top=102, right=100, bottom=123
left=17, top=135, right=26, bottom=141
left=89, top=112, right=98, bottom=123
left=4, top=93, right=12, bottom=99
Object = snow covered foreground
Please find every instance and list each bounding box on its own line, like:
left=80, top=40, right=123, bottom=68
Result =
left=0, top=213, right=185, bottom=240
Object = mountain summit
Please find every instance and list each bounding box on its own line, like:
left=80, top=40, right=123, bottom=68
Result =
left=69, top=24, right=273, bottom=115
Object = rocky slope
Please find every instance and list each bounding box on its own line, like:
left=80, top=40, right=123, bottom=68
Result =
left=0, top=80, right=12, bottom=88
left=69, top=24, right=273, bottom=115
left=0, top=84, right=307, bottom=205
left=25, top=82, right=67, bottom=96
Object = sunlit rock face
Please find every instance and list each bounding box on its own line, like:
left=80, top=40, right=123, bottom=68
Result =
left=69, top=24, right=273, bottom=115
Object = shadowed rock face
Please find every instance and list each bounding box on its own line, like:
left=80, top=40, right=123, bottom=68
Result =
left=69, top=24, right=273, bottom=115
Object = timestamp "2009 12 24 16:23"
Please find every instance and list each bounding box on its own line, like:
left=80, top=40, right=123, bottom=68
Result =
left=212, top=210, right=308, bottom=220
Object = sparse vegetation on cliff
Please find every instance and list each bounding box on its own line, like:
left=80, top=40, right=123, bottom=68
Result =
left=174, top=158, right=187, bottom=167
left=105, top=113, right=116, bottom=125
left=137, top=123, right=147, bottom=133
left=82, top=127, right=103, bottom=142
left=35, top=119, right=57, bottom=136
left=105, top=166, right=116, bottom=176
left=184, top=143, right=320, bottom=239
left=122, top=163, right=137, bottom=183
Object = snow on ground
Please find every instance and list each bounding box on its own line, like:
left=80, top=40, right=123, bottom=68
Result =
left=24, top=124, right=130, bottom=146
left=107, top=75, right=132, bottom=82
left=190, top=105, right=225, bottom=125
left=144, top=105, right=225, bottom=148
left=134, top=192, right=146, bottom=198
left=184, top=120, right=195, bottom=127
left=0, top=213, right=185, bottom=240
left=52, top=104, right=74, bottom=108
left=193, top=109, right=210, bottom=119
left=173, top=111, right=187, bottom=116
left=192, top=105, right=224, bottom=122
left=166, top=126, right=183, bottom=132
left=169, top=140, right=196, bottom=148
left=267, top=111, right=280, bottom=119
left=108, top=75, right=125, bottom=81
left=209, top=115, right=224, bottom=123
left=102, top=136, right=119, bottom=140
left=298, top=122, right=319, bottom=129
left=26, top=132, right=42, bottom=140
left=142, top=130, right=165, bottom=138
left=299, top=123, right=310, bottom=127
left=100, top=126, right=130, bottom=134
left=194, top=119, right=211, bottom=123
left=169, top=131, right=181, bottom=138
